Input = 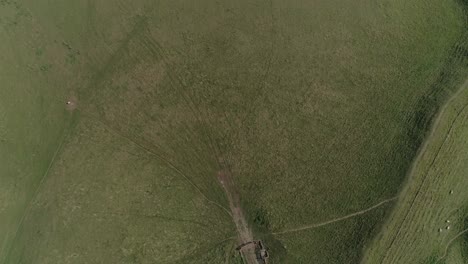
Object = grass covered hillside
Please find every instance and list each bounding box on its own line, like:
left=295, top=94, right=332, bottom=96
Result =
left=1, top=0, right=467, bottom=263
left=362, top=79, right=468, bottom=264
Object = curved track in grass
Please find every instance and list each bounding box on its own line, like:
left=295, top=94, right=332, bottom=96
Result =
left=1, top=0, right=468, bottom=263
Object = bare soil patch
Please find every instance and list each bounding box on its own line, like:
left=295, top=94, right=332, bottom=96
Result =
left=217, top=171, right=258, bottom=264
left=65, top=95, right=78, bottom=111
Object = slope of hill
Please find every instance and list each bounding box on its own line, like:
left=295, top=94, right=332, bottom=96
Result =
left=1, top=0, right=467, bottom=263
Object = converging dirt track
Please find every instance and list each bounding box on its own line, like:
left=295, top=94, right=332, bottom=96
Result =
left=217, top=171, right=258, bottom=264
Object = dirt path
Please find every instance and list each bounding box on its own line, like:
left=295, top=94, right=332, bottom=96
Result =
left=272, top=197, right=397, bottom=236
left=437, top=227, right=468, bottom=262
left=217, top=171, right=258, bottom=264
left=1, top=122, right=73, bottom=263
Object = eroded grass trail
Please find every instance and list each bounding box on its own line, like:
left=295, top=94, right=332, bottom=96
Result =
left=272, top=197, right=397, bottom=236
left=217, top=171, right=258, bottom=264
left=1, top=116, right=75, bottom=263
left=437, top=227, right=468, bottom=262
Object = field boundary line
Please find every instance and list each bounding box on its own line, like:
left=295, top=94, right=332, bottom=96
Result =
left=399, top=78, right=468, bottom=199
left=272, top=196, right=397, bottom=236
left=1, top=119, right=74, bottom=263
left=378, top=78, right=468, bottom=263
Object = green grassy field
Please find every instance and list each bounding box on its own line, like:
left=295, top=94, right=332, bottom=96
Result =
left=1, top=0, right=468, bottom=263
left=362, top=79, right=468, bottom=264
